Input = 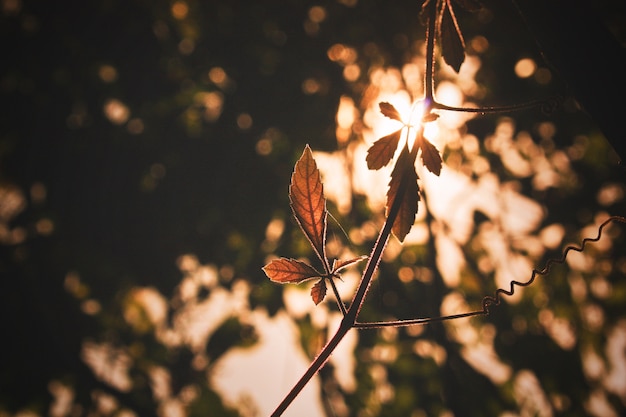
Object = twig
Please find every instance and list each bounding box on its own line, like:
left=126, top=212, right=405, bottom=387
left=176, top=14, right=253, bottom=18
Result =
left=270, top=2, right=438, bottom=413
left=432, top=95, right=561, bottom=115
left=270, top=138, right=418, bottom=416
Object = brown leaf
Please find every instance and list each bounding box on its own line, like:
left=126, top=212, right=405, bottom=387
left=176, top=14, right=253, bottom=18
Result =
left=262, top=258, right=320, bottom=283
left=419, top=137, right=442, bottom=176
left=332, top=256, right=368, bottom=273
left=289, top=145, right=327, bottom=265
left=310, top=279, right=327, bottom=305
left=439, top=2, right=466, bottom=72
left=366, top=129, right=402, bottom=170
left=386, top=147, right=420, bottom=242
left=422, top=112, right=439, bottom=123
left=378, top=102, right=403, bottom=122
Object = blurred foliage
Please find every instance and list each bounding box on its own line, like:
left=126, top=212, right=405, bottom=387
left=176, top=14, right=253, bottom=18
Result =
left=1, top=0, right=625, bottom=416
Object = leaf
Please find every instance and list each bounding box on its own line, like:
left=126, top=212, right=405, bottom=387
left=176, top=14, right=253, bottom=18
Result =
left=366, top=129, right=402, bottom=170
left=422, top=112, right=439, bottom=123
left=289, top=145, right=328, bottom=265
left=387, top=147, right=420, bottom=242
left=439, top=1, right=466, bottom=72
left=419, top=137, right=442, bottom=176
left=332, top=256, right=368, bottom=273
left=262, top=258, right=321, bottom=283
left=310, top=279, right=327, bottom=305
left=378, top=102, right=403, bottom=122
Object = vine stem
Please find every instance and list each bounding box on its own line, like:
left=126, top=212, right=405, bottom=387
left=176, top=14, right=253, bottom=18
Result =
left=432, top=95, right=561, bottom=115
left=424, top=0, right=437, bottom=102
left=269, top=314, right=350, bottom=417
left=270, top=3, right=437, bottom=414
left=270, top=151, right=413, bottom=417
left=271, top=128, right=424, bottom=416
left=270, top=0, right=624, bottom=413
left=424, top=0, right=437, bottom=101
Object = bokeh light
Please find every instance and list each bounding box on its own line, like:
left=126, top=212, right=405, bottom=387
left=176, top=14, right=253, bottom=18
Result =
left=514, top=58, right=536, bottom=78
left=3, top=1, right=625, bottom=416
left=103, top=98, right=130, bottom=125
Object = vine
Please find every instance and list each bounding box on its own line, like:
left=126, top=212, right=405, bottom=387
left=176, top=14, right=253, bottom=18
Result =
left=262, top=1, right=625, bottom=415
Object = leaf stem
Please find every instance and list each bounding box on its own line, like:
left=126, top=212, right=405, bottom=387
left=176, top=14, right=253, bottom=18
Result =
left=328, top=277, right=347, bottom=315
left=270, top=215, right=398, bottom=417
left=424, top=0, right=438, bottom=102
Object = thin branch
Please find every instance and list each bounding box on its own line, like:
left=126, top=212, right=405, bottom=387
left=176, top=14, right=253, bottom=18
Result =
left=424, top=0, right=438, bottom=102
left=271, top=133, right=420, bottom=417
left=432, top=95, right=561, bottom=115
left=354, top=310, right=485, bottom=329
left=346, top=121, right=424, bottom=322
left=270, top=318, right=352, bottom=417
left=271, top=20, right=438, bottom=407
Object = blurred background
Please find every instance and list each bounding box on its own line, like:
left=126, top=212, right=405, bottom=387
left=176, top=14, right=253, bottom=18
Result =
left=1, top=0, right=625, bottom=416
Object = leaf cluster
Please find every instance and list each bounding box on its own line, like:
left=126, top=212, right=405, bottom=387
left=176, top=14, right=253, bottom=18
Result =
left=422, top=0, right=483, bottom=72
left=262, top=145, right=366, bottom=305
left=366, top=102, right=442, bottom=241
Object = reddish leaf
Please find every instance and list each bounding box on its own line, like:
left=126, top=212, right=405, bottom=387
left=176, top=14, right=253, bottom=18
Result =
left=419, top=137, right=442, bottom=176
left=289, top=145, right=327, bottom=265
left=439, top=1, right=466, bottom=72
left=332, top=256, right=368, bottom=273
left=311, top=279, right=327, bottom=305
left=262, top=258, right=320, bottom=283
left=387, top=147, right=420, bottom=242
left=366, top=129, right=402, bottom=170
left=378, top=102, right=403, bottom=122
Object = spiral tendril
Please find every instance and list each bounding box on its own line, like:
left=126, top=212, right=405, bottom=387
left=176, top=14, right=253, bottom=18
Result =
left=355, top=215, right=625, bottom=329
left=481, top=215, right=625, bottom=314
